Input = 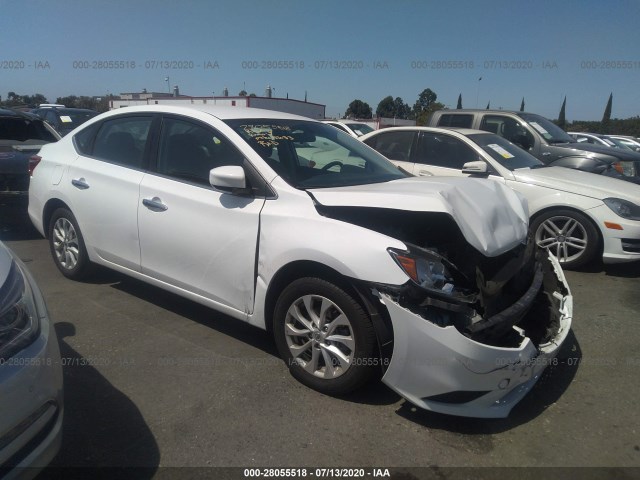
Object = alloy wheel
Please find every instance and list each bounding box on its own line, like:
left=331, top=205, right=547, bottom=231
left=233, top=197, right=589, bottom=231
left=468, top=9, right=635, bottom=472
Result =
left=535, top=215, right=588, bottom=264
left=284, top=294, right=355, bottom=379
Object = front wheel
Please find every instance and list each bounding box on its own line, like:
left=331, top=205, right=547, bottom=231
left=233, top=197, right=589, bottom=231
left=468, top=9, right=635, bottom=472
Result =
left=531, top=209, right=599, bottom=269
left=48, top=207, right=92, bottom=279
left=273, top=277, right=377, bottom=395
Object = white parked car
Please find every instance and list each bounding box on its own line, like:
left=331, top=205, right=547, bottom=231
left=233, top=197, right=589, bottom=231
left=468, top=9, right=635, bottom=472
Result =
left=29, top=105, right=573, bottom=418
left=568, top=132, right=635, bottom=152
left=322, top=120, right=374, bottom=138
left=0, top=241, right=63, bottom=476
left=607, top=135, right=640, bottom=153
left=362, top=126, right=640, bottom=268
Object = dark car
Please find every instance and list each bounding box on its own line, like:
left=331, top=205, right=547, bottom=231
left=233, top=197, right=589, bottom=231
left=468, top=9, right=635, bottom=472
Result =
left=428, top=109, right=640, bottom=184
left=0, top=109, right=60, bottom=219
left=31, top=106, right=98, bottom=137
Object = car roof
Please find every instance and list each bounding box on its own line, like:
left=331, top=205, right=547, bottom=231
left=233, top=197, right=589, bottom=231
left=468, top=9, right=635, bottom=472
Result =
left=364, top=126, right=487, bottom=136
left=99, top=104, right=312, bottom=121
left=434, top=109, right=532, bottom=115
left=43, top=107, right=98, bottom=113
left=0, top=108, right=42, bottom=120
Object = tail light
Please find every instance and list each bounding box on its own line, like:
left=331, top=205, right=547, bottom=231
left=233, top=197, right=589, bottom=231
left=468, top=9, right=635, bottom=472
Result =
left=28, top=155, right=41, bottom=176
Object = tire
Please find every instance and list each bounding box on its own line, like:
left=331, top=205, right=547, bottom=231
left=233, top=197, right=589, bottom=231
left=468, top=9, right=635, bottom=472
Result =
left=531, top=209, right=599, bottom=269
left=48, top=207, right=92, bottom=279
left=273, top=277, right=377, bottom=396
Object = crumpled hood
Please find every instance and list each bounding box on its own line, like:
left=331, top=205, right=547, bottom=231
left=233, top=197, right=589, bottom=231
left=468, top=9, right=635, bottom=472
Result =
left=513, top=166, right=640, bottom=202
left=308, top=177, right=529, bottom=257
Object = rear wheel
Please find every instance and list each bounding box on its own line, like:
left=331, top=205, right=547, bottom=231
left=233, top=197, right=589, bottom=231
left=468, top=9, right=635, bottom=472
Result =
left=273, top=277, right=377, bottom=395
left=48, top=208, right=92, bottom=279
left=532, top=209, right=599, bottom=269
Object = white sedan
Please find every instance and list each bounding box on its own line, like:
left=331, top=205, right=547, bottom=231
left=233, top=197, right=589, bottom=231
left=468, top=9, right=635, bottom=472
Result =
left=29, top=105, right=572, bottom=418
left=362, top=126, right=640, bottom=268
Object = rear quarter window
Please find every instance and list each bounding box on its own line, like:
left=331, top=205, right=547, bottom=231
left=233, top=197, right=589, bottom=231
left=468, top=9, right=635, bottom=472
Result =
left=437, top=114, right=474, bottom=128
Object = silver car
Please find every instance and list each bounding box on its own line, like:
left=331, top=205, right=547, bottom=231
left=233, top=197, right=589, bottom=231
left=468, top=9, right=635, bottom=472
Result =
left=0, top=241, right=63, bottom=478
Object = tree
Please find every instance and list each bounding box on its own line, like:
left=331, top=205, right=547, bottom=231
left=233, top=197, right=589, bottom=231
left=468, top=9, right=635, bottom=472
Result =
left=345, top=99, right=372, bottom=119
left=377, top=96, right=410, bottom=119
left=456, top=94, right=462, bottom=109
left=520, top=97, right=525, bottom=112
left=376, top=96, right=395, bottom=118
left=412, top=88, right=444, bottom=125
left=557, top=96, right=567, bottom=129
left=601, top=92, right=613, bottom=133
left=238, top=90, right=247, bottom=96
left=486, top=101, right=491, bottom=109
left=393, top=97, right=410, bottom=119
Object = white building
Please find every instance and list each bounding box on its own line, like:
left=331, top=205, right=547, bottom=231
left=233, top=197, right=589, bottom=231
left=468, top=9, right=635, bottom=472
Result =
left=110, top=93, right=326, bottom=119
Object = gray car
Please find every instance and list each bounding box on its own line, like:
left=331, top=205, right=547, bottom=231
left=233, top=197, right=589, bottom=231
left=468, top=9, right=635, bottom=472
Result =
left=428, top=109, right=640, bottom=184
left=0, top=241, right=63, bottom=478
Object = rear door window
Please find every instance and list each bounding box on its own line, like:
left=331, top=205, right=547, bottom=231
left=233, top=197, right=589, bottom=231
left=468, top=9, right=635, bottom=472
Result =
left=91, top=116, right=154, bottom=169
left=437, top=114, right=473, bottom=128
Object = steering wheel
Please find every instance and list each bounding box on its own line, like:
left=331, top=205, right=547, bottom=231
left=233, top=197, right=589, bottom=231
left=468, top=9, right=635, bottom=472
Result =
left=321, top=160, right=344, bottom=171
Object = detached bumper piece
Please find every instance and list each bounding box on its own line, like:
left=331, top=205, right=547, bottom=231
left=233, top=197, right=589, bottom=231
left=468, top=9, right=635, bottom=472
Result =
left=379, top=250, right=572, bottom=418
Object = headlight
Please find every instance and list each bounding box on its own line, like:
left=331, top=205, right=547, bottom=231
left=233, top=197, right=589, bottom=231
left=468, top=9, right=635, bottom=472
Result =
left=603, top=198, right=640, bottom=221
left=0, top=261, right=40, bottom=361
left=612, top=161, right=637, bottom=177
left=388, top=247, right=464, bottom=296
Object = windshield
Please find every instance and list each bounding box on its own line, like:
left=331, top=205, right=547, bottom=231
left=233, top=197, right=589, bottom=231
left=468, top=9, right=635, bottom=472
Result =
left=606, top=137, right=635, bottom=151
left=224, top=119, right=405, bottom=189
left=345, top=123, right=374, bottom=136
left=468, top=133, right=544, bottom=170
left=0, top=117, right=58, bottom=144
left=518, top=113, right=575, bottom=145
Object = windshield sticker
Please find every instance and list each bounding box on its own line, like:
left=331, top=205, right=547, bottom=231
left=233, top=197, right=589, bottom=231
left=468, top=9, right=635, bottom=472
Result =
left=529, top=122, right=548, bottom=135
left=59, top=115, right=73, bottom=123
left=240, top=124, right=294, bottom=147
left=487, top=144, right=515, bottom=159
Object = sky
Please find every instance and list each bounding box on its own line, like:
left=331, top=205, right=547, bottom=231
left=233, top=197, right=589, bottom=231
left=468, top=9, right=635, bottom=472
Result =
left=1, top=0, right=639, bottom=121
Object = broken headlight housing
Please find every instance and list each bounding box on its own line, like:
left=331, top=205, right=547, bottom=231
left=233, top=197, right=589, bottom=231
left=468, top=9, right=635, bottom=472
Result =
left=388, top=246, right=473, bottom=300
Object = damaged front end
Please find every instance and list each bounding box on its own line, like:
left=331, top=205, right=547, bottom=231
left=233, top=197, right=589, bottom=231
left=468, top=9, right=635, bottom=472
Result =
left=318, top=206, right=573, bottom=418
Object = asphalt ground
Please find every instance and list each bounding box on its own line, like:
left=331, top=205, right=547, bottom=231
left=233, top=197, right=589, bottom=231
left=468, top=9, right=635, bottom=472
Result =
left=1, top=216, right=639, bottom=479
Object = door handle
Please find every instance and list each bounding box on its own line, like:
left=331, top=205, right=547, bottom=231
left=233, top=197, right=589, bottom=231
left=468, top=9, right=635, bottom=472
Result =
left=418, top=170, right=433, bottom=176
left=71, top=178, right=89, bottom=189
left=142, top=197, right=168, bottom=212
left=541, top=152, right=551, bottom=156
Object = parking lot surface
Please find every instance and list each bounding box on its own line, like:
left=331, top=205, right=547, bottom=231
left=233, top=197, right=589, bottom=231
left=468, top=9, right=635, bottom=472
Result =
left=2, top=218, right=639, bottom=475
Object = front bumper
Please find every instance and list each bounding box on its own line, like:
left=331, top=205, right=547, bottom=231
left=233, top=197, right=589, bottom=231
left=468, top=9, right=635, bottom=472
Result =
left=588, top=205, right=640, bottom=264
left=0, top=257, right=63, bottom=478
left=380, top=252, right=572, bottom=418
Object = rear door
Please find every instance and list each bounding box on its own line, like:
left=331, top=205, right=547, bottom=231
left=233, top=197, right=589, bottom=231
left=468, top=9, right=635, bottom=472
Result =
left=65, top=114, right=156, bottom=270
left=138, top=114, right=265, bottom=314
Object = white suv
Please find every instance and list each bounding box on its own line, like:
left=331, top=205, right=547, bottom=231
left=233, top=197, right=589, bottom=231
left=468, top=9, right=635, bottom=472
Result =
left=28, top=105, right=572, bottom=418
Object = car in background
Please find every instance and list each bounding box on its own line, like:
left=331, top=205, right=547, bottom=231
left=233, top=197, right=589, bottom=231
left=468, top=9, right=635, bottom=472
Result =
left=428, top=109, right=640, bottom=183
left=322, top=120, right=374, bottom=138
left=608, top=135, right=640, bottom=152
left=361, top=126, right=640, bottom=268
left=0, top=241, right=63, bottom=476
left=28, top=104, right=572, bottom=418
left=569, top=132, right=635, bottom=151
left=31, top=106, right=98, bottom=137
left=0, top=109, right=60, bottom=219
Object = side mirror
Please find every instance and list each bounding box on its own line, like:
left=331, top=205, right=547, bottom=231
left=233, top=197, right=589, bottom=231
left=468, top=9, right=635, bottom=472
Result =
left=209, top=165, right=248, bottom=193
left=462, top=160, right=489, bottom=176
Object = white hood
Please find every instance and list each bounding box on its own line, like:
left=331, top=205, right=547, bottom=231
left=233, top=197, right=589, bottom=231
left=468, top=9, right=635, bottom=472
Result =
left=309, top=177, right=529, bottom=257
left=513, top=167, right=640, bottom=202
